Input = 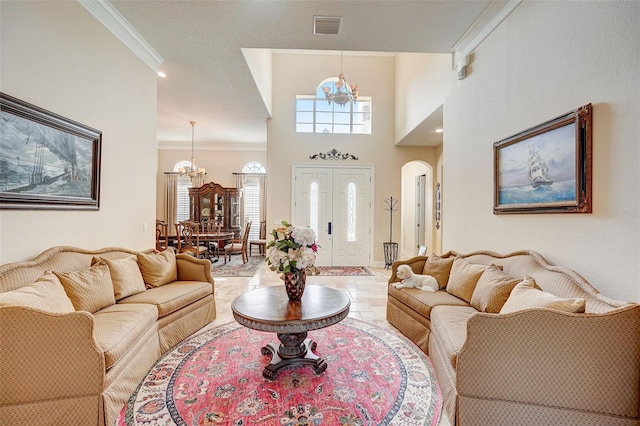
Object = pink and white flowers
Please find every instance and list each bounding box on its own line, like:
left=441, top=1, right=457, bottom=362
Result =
left=266, top=221, right=319, bottom=276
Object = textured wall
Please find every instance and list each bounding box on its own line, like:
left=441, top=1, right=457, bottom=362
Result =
left=444, top=1, right=640, bottom=301
left=0, top=2, right=158, bottom=263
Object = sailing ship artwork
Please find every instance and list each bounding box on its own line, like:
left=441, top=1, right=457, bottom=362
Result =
left=527, top=144, right=553, bottom=188
left=496, top=122, right=577, bottom=208
left=0, top=93, right=101, bottom=209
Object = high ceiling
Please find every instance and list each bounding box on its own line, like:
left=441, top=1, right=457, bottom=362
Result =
left=109, top=0, right=494, bottom=148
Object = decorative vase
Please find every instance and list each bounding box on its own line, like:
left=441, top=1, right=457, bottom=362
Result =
left=284, top=269, right=306, bottom=301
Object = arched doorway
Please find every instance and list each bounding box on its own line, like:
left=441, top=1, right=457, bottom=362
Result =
left=400, top=161, right=435, bottom=258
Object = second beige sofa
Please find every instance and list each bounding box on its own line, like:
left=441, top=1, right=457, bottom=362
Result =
left=387, top=250, right=640, bottom=426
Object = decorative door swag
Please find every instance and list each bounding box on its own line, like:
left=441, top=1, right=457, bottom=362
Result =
left=309, top=148, right=359, bottom=160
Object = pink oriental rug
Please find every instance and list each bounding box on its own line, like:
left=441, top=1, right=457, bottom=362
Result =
left=118, top=318, right=442, bottom=425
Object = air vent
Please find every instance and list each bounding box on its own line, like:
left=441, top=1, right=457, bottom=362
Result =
left=313, top=16, right=342, bottom=36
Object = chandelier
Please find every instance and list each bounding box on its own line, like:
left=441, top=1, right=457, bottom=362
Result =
left=323, top=52, right=358, bottom=106
left=178, top=120, right=206, bottom=180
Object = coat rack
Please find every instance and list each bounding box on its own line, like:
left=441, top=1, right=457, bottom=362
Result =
left=383, top=196, right=399, bottom=269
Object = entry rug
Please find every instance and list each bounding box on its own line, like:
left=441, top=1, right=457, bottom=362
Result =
left=316, top=266, right=374, bottom=276
left=118, top=318, right=442, bottom=425
left=210, top=255, right=264, bottom=277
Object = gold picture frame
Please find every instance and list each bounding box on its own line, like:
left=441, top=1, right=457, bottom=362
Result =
left=493, top=104, right=592, bottom=214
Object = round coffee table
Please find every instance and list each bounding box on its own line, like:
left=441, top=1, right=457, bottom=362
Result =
left=231, top=285, right=350, bottom=379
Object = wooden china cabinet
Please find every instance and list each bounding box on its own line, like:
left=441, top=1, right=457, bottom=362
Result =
left=188, top=182, right=241, bottom=235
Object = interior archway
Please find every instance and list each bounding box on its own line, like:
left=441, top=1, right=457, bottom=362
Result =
left=400, top=161, right=434, bottom=259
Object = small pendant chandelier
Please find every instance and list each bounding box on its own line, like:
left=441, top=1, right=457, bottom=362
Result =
left=178, top=120, right=206, bottom=180
left=323, top=51, right=358, bottom=106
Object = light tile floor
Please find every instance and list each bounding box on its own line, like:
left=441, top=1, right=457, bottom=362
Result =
left=209, top=263, right=393, bottom=329
left=209, top=263, right=451, bottom=426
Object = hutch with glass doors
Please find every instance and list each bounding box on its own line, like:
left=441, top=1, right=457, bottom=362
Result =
left=189, top=182, right=241, bottom=235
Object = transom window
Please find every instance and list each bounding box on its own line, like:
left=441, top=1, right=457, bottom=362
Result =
left=296, top=78, right=371, bottom=134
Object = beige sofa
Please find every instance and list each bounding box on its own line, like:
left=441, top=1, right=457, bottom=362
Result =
left=0, top=246, right=216, bottom=426
left=387, top=250, right=640, bottom=426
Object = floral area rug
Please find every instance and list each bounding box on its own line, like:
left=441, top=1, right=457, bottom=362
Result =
left=210, top=255, right=265, bottom=277
left=118, top=318, right=442, bottom=426
left=315, top=266, right=374, bottom=276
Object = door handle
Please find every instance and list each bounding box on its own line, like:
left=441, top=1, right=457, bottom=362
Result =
left=328, top=222, right=332, bottom=235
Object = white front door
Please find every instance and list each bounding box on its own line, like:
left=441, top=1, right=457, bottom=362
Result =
left=292, top=165, right=373, bottom=267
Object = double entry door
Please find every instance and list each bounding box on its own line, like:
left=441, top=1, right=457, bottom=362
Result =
left=292, top=166, right=373, bottom=267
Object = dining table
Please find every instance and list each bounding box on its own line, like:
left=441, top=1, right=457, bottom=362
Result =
left=166, top=231, right=235, bottom=261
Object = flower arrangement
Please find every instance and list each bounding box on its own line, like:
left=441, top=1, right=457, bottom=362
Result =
left=265, top=221, right=319, bottom=276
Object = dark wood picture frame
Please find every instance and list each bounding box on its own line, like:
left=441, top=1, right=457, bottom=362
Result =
left=0, top=92, right=101, bottom=210
left=493, top=103, right=592, bottom=214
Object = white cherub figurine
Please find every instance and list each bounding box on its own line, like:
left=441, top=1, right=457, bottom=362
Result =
left=392, top=264, right=439, bottom=292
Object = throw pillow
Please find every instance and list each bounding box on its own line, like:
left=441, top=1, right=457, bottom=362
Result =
left=446, top=257, right=488, bottom=303
left=54, top=264, right=116, bottom=313
left=421, top=253, right=456, bottom=289
left=137, top=248, right=178, bottom=288
left=0, top=271, right=75, bottom=313
left=470, top=265, right=520, bottom=313
left=500, top=276, right=586, bottom=314
left=92, top=255, right=146, bottom=300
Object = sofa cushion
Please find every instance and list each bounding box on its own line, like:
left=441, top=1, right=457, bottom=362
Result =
left=117, top=281, right=212, bottom=318
left=137, top=248, right=178, bottom=288
left=430, top=305, right=478, bottom=369
left=446, top=257, right=488, bottom=303
left=55, top=264, right=116, bottom=313
left=422, top=253, right=456, bottom=289
left=500, top=276, right=586, bottom=314
left=388, top=287, right=469, bottom=319
left=470, top=265, right=521, bottom=313
left=0, top=272, right=75, bottom=313
left=92, top=255, right=146, bottom=300
left=93, top=303, right=158, bottom=369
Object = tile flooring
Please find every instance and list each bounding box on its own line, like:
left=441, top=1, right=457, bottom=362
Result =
left=209, top=263, right=451, bottom=426
left=209, top=262, right=393, bottom=329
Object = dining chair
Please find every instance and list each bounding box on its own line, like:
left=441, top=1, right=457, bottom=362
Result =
left=249, top=220, right=267, bottom=256
left=223, top=221, right=252, bottom=264
left=155, top=220, right=169, bottom=251
left=204, top=221, right=223, bottom=259
left=175, top=221, right=208, bottom=259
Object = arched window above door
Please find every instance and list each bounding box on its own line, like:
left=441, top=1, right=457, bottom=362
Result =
left=295, top=77, right=371, bottom=134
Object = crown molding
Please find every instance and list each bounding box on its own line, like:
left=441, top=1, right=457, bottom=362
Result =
left=158, top=141, right=267, bottom=152
left=78, top=0, right=164, bottom=71
left=451, top=0, right=521, bottom=79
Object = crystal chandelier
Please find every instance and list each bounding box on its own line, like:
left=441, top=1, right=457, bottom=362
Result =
left=323, top=52, right=358, bottom=106
left=178, top=120, right=206, bottom=180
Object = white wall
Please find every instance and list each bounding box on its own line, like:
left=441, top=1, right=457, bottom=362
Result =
left=444, top=1, right=640, bottom=302
left=242, top=48, right=273, bottom=118
left=395, top=53, right=450, bottom=143
left=268, top=52, right=438, bottom=265
left=0, top=2, right=158, bottom=263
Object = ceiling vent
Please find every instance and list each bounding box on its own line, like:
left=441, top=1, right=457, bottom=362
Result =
left=313, top=16, right=342, bottom=36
